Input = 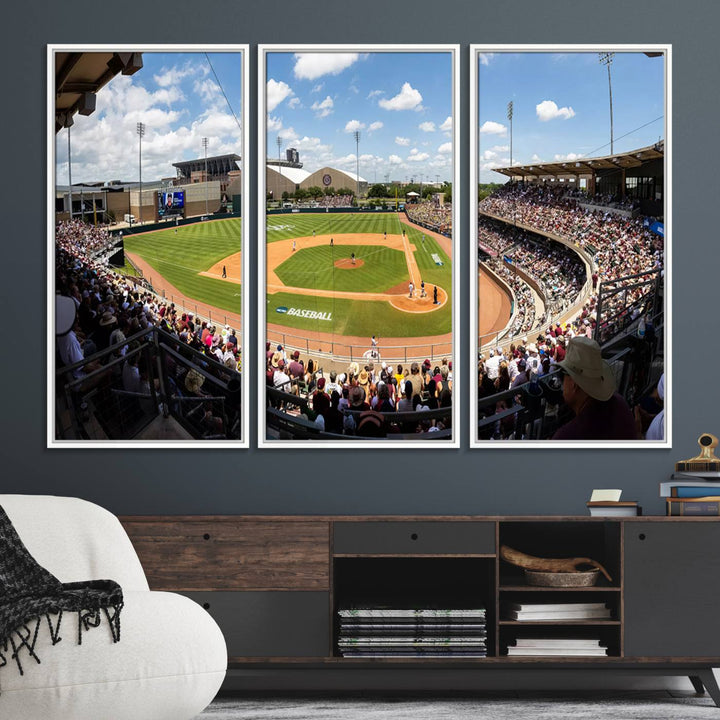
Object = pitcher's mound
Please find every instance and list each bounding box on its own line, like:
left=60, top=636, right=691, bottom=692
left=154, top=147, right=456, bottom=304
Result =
left=335, top=258, right=365, bottom=269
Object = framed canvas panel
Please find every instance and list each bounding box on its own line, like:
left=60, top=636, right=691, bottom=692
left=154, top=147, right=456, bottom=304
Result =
left=470, top=45, right=671, bottom=448
left=258, top=45, right=459, bottom=448
left=49, top=45, right=249, bottom=447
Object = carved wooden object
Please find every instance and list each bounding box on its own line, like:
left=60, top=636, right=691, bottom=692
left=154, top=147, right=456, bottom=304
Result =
left=500, top=544, right=613, bottom=582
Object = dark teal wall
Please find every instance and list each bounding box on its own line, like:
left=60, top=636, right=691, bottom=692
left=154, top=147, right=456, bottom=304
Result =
left=6, top=0, right=717, bottom=517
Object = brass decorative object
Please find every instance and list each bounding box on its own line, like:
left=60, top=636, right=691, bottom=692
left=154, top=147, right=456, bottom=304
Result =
left=675, top=434, right=720, bottom=473
left=500, top=545, right=613, bottom=584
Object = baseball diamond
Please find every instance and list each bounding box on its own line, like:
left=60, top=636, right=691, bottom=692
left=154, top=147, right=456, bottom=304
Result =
left=265, top=212, right=453, bottom=347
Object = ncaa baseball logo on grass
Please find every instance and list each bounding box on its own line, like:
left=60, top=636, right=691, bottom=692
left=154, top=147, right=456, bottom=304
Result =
left=275, top=305, right=333, bottom=321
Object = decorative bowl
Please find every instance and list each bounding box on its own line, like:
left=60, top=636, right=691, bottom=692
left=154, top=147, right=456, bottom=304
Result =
left=524, top=568, right=600, bottom=587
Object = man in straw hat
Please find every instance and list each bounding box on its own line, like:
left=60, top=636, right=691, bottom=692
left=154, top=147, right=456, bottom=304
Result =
left=552, top=337, right=637, bottom=440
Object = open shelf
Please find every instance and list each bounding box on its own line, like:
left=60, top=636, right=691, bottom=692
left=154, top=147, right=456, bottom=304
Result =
left=333, top=556, right=495, bottom=658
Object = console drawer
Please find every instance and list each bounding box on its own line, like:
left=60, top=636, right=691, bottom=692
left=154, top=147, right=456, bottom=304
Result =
left=122, top=519, right=330, bottom=590
left=333, top=521, right=495, bottom=555
left=184, top=591, right=330, bottom=658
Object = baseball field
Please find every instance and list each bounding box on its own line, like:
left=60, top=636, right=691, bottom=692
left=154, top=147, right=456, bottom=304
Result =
left=266, top=212, right=452, bottom=339
left=123, top=217, right=242, bottom=317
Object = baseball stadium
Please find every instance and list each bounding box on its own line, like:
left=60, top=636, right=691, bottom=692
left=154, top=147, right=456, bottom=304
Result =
left=474, top=50, right=667, bottom=444
left=52, top=50, right=246, bottom=444
left=263, top=49, right=456, bottom=442
left=265, top=197, right=454, bottom=441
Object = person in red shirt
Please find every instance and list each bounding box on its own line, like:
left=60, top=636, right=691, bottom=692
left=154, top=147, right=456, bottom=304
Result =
left=552, top=337, right=637, bottom=440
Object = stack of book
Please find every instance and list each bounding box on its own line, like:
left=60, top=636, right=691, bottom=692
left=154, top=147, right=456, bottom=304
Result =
left=336, top=607, right=487, bottom=657
left=506, top=637, right=608, bottom=657
left=504, top=602, right=612, bottom=621
left=660, top=472, right=720, bottom=516
left=586, top=500, right=640, bottom=516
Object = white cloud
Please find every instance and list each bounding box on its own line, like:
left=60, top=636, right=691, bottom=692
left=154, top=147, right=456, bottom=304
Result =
left=266, top=79, right=294, bottom=112
left=479, top=120, right=507, bottom=136
left=311, top=96, right=334, bottom=118
left=345, top=119, right=365, bottom=133
left=379, top=82, right=423, bottom=111
left=491, top=144, right=509, bottom=152
left=278, top=127, right=299, bottom=143
left=419, top=121, right=436, bottom=132
left=531, top=154, right=542, bottom=162
left=153, top=65, right=196, bottom=87
left=154, top=86, right=185, bottom=106
left=481, top=161, right=503, bottom=173
left=334, top=153, right=357, bottom=167
left=553, top=152, right=584, bottom=161
left=367, top=89, right=384, bottom=99
left=437, top=142, right=452, bottom=154
left=56, top=69, right=243, bottom=184
left=293, top=53, right=360, bottom=80
left=311, top=83, right=324, bottom=93
left=483, top=150, right=498, bottom=160
left=536, top=99, right=576, bottom=122
left=395, top=136, right=410, bottom=146
left=478, top=53, right=495, bottom=66
left=267, top=116, right=283, bottom=132
left=408, top=148, right=430, bottom=162
left=440, top=116, right=452, bottom=133
left=288, top=97, right=301, bottom=109
left=368, top=121, right=383, bottom=132
left=388, top=154, right=403, bottom=164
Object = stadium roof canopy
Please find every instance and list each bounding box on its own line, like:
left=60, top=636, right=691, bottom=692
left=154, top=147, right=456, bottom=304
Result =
left=492, top=141, right=664, bottom=180
left=55, top=52, right=143, bottom=133
left=270, top=165, right=311, bottom=185
left=173, top=154, right=241, bottom=178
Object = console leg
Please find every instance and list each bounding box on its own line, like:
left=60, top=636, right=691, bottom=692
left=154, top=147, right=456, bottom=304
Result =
left=699, top=670, right=720, bottom=707
left=689, top=675, right=705, bottom=694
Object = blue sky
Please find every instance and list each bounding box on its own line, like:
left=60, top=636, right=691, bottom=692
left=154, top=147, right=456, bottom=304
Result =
left=55, top=51, right=243, bottom=184
left=266, top=51, right=453, bottom=184
left=478, top=51, right=666, bottom=183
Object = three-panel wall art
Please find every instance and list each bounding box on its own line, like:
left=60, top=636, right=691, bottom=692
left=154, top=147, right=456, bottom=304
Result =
left=49, top=45, right=670, bottom=449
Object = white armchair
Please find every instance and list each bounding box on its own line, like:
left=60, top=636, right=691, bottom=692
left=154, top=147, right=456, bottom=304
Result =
left=0, top=495, right=226, bottom=720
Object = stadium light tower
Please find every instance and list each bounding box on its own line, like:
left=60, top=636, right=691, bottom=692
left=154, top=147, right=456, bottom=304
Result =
left=202, top=137, right=209, bottom=216
left=598, top=52, right=615, bottom=154
left=507, top=100, right=514, bottom=170
left=276, top=135, right=282, bottom=160
left=137, top=122, right=145, bottom=224
left=65, top=119, right=73, bottom=219
left=354, top=130, right=361, bottom=199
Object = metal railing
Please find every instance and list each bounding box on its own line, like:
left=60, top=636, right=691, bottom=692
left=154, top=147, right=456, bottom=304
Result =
left=55, top=327, right=241, bottom=441
left=266, top=386, right=452, bottom=441
left=476, top=316, right=663, bottom=441
left=265, top=330, right=452, bottom=366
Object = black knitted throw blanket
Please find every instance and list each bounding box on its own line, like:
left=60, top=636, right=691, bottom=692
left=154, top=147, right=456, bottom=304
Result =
left=0, top=504, right=123, bottom=685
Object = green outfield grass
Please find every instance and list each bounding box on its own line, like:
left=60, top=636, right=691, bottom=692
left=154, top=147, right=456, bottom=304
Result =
left=267, top=211, right=416, bottom=241
left=275, top=245, right=409, bottom=293
left=123, top=218, right=241, bottom=315
left=267, top=291, right=451, bottom=338
left=267, top=212, right=452, bottom=338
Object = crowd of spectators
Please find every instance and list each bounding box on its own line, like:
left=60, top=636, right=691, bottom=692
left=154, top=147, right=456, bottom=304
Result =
left=405, top=201, right=452, bottom=235
left=315, top=194, right=353, bottom=208
left=507, top=237, right=586, bottom=308
left=480, top=182, right=662, bottom=342
left=483, top=258, right=537, bottom=338
left=266, top=345, right=453, bottom=438
left=477, top=331, right=572, bottom=439
left=563, top=187, right=638, bottom=212
left=55, top=219, right=241, bottom=437
left=479, top=183, right=662, bottom=281
left=478, top=216, right=519, bottom=256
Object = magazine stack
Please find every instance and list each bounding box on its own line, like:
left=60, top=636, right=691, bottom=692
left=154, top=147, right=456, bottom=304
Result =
left=337, top=607, right=487, bottom=657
